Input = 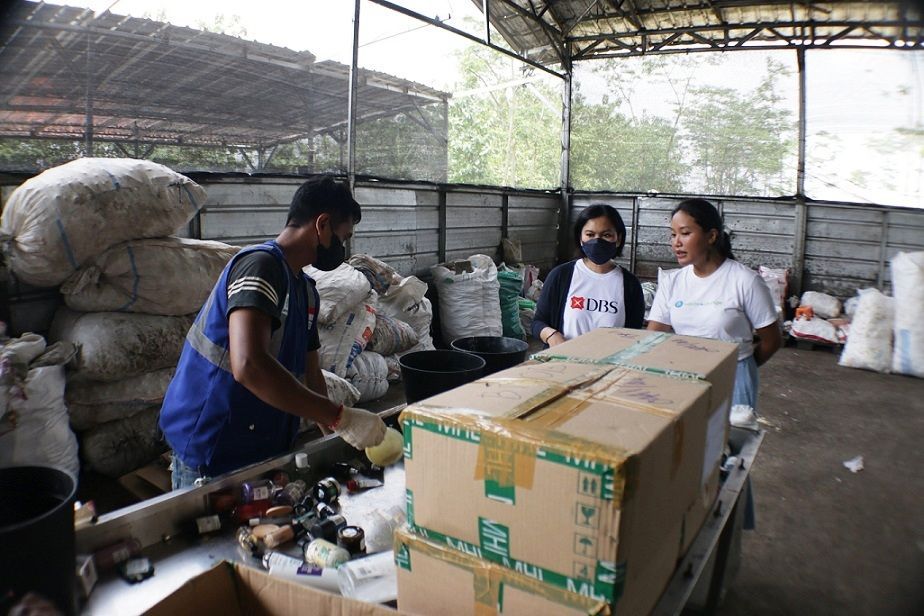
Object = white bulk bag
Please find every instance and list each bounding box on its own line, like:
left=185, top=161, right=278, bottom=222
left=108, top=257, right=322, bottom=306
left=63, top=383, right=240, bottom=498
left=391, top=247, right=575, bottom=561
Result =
left=50, top=308, right=192, bottom=382
left=430, top=255, right=502, bottom=343
left=318, top=297, right=376, bottom=378
left=79, top=406, right=166, bottom=478
left=891, top=251, right=924, bottom=377
left=66, top=368, right=175, bottom=431
left=305, top=263, right=371, bottom=325
left=61, top=237, right=238, bottom=315
left=800, top=291, right=842, bottom=319
left=838, top=289, right=895, bottom=374
left=0, top=158, right=206, bottom=287
left=0, top=364, right=79, bottom=477
left=347, top=351, right=389, bottom=403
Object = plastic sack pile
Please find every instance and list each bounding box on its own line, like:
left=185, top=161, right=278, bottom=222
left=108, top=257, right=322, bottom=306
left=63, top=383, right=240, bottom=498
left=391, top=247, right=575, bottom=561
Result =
left=0, top=158, right=240, bottom=477
left=309, top=255, right=435, bottom=406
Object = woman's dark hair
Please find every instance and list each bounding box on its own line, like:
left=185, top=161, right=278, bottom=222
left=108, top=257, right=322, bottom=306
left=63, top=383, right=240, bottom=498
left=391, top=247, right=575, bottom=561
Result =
left=287, top=175, right=362, bottom=227
left=672, top=198, right=734, bottom=260
left=573, top=204, right=627, bottom=258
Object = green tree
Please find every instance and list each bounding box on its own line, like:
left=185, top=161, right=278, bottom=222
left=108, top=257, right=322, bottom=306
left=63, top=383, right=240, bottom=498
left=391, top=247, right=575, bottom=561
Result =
left=447, top=43, right=561, bottom=188
left=681, top=59, right=795, bottom=195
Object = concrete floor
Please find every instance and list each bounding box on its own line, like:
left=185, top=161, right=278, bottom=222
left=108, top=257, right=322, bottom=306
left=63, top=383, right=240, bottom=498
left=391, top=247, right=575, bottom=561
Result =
left=717, top=346, right=924, bottom=616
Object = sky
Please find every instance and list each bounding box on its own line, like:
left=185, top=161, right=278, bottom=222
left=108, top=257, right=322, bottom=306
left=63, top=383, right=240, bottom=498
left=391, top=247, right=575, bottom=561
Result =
left=40, top=1, right=924, bottom=207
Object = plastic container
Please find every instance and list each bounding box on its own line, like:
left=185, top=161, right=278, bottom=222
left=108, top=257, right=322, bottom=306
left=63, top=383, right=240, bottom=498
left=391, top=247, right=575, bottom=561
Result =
left=0, top=465, right=77, bottom=615
left=398, top=350, right=485, bottom=404
left=450, top=335, right=529, bottom=375
left=337, top=551, right=398, bottom=603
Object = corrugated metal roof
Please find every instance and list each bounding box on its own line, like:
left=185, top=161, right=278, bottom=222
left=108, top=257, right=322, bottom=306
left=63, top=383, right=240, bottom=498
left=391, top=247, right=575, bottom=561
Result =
left=0, top=1, right=449, bottom=148
left=476, top=1, right=924, bottom=65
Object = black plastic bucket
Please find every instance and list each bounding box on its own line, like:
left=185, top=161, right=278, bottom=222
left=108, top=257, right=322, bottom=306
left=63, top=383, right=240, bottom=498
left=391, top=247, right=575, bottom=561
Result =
left=451, top=336, right=530, bottom=375
left=399, top=350, right=486, bottom=404
left=0, top=465, right=77, bottom=615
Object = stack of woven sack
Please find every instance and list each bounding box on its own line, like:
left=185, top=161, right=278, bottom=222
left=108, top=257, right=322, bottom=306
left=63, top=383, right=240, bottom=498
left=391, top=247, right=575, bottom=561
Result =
left=308, top=255, right=433, bottom=405
left=0, top=158, right=238, bottom=477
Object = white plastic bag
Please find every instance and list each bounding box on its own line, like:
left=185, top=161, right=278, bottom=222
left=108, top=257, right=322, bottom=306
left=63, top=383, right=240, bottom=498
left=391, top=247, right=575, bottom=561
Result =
left=0, top=364, right=79, bottom=477
left=61, top=237, right=238, bottom=315
left=50, top=308, right=193, bottom=382
left=891, top=251, right=924, bottom=377
left=759, top=266, right=789, bottom=314
left=318, top=297, right=376, bottom=378
left=800, top=291, right=842, bottom=319
left=839, top=289, right=894, bottom=373
left=79, top=406, right=166, bottom=478
left=66, top=368, right=175, bottom=431
left=0, top=158, right=206, bottom=287
left=306, top=263, right=372, bottom=325
left=430, top=254, right=502, bottom=343
left=790, top=317, right=840, bottom=345
left=346, top=351, right=389, bottom=403
left=378, top=276, right=435, bottom=353
left=384, top=354, right=402, bottom=383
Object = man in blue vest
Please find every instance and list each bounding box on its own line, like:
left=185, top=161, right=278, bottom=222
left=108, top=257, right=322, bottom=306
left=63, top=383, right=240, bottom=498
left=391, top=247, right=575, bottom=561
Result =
left=160, top=176, right=386, bottom=489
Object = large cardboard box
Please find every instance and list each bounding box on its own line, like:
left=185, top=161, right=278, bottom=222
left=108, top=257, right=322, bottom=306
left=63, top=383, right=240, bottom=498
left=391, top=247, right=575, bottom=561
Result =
left=402, top=330, right=736, bottom=615
left=395, top=526, right=609, bottom=616
left=533, top=328, right=738, bottom=552
left=143, top=561, right=398, bottom=616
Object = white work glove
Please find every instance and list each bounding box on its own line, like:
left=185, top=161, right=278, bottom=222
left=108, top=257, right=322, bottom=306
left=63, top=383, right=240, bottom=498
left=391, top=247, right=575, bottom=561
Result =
left=333, top=406, right=387, bottom=450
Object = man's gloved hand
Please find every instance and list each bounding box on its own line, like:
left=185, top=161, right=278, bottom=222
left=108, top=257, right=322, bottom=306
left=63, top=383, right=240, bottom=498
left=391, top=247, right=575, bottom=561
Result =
left=332, top=405, right=386, bottom=450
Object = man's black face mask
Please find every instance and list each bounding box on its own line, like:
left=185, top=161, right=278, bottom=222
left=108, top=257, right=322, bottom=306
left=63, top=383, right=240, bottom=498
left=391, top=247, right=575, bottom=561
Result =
left=314, top=225, right=345, bottom=271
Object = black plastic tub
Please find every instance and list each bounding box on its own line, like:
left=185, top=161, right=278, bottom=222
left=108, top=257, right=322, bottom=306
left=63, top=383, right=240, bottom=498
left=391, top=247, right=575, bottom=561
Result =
left=451, top=336, right=530, bottom=375
left=399, top=350, right=486, bottom=404
left=0, top=465, right=77, bottom=615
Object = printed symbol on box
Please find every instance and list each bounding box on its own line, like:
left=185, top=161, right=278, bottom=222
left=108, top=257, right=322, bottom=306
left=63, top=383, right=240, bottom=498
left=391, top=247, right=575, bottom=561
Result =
left=573, top=561, right=593, bottom=582
left=576, top=502, right=599, bottom=529
left=574, top=533, right=596, bottom=557
left=578, top=472, right=599, bottom=497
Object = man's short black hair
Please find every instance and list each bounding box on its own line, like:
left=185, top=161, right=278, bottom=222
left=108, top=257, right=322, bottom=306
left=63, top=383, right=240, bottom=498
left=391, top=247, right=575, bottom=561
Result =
left=287, top=175, right=361, bottom=227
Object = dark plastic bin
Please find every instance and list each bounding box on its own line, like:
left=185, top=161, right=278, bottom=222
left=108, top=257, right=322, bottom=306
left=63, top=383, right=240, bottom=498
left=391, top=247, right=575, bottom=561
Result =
left=451, top=336, right=529, bottom=375
left=0, top=465, right=77, bottom=615
left=399, top=350, right=486, bottom=404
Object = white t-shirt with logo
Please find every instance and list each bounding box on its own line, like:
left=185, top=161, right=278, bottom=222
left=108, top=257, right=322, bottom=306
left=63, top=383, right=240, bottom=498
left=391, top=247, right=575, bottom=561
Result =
left=648, top=259, right=778, bottom=360
left=561, top=260, right=626, bottom=340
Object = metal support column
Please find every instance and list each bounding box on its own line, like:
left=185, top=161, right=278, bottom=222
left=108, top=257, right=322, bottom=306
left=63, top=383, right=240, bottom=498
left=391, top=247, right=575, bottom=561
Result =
left=482, top=0, right=491, bottom=45
left=792, top=48, right=809, bottom=296
left=84, top=32, right=94, bottom=157
left=438, top=190, right=447, bottom=263
left=630, top=197, right=640, bottom=274
left=347, top=0, right=361, bottom=190
left=557, top=69, right=573, bottom=264
left=877, top=210, right=890, bottom=288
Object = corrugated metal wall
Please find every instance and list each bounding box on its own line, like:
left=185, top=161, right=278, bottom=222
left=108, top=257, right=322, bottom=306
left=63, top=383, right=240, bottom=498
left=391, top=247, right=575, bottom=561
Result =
left=192, top=178, right=562, bottom=278
left=570, top=194, right=924, bottom=297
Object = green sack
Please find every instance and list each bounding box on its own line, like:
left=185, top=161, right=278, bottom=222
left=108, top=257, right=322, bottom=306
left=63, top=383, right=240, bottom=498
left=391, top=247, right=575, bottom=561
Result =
left=497, top=269, right=525, bottom=339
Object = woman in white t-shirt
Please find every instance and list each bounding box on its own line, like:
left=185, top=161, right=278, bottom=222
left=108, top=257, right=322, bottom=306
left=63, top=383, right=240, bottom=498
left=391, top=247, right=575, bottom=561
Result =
left=647, top=198, right=781, bottom=410
left=533, top=204, right=645, bottom=346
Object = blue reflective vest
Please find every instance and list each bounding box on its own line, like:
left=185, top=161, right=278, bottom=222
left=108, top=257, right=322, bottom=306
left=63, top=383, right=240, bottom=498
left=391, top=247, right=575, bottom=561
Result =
left=159, top=241, right=318, bottom=476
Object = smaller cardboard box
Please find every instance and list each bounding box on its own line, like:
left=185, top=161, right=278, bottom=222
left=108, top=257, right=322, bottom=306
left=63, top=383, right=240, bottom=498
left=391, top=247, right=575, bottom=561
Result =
left=143, top=561, right=398, bottom=616
left=395, top=526, right=609, bottom=616
left=533, top=328, right=737, bottom=553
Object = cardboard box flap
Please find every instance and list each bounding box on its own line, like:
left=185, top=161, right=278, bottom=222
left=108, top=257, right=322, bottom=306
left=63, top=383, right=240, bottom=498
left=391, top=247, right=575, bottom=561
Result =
left=395, top=528, right=611, bottom=616
left=486, top=360, right=613, bottom=389
left=533, top=329, right=737, bottom=381
left=585, top=368, right=712, bottom=418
